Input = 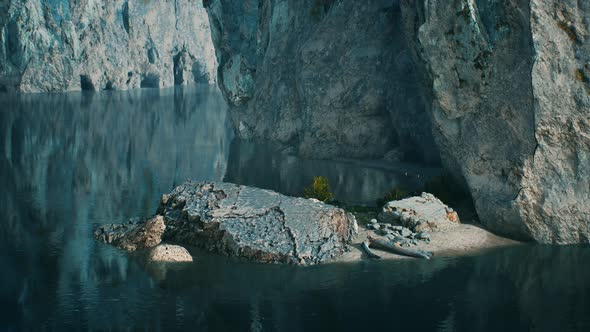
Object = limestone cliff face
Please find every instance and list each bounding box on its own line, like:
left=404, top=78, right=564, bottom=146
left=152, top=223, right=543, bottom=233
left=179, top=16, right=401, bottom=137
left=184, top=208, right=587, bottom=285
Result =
left=401, top=0, right=590, bottom=243
left=208, top=0, right=589, bottom=243
left=0, top=0, right=217, bottom=92
left=205, top=0, right=439, bottom=161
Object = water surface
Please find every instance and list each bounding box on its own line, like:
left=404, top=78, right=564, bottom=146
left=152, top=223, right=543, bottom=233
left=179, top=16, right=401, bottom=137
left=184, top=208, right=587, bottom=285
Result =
left=0, top=86, right=589, bottom=331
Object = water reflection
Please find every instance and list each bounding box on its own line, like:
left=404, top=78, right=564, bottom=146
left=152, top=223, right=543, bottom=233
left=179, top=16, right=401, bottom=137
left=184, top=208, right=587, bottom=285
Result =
left=224, top=140, right=441, bottom=205
left=0, top=87, right=589, bottom=331
left=0, top=85, right=232, bottom=330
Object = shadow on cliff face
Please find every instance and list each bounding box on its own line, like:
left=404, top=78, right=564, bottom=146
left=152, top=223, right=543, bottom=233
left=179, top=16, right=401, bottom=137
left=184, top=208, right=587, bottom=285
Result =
left=206, top=0, right=440, bottom=163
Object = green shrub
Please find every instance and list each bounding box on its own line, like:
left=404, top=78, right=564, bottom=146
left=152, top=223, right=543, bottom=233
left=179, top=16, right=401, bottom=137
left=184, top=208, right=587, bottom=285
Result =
left=303, top=176, right=334, bottom=202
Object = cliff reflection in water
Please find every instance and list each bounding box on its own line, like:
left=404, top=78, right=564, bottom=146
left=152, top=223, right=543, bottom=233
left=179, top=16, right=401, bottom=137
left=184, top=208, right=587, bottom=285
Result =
left=1, top=85, right=232, bottom=222
left=0, top=85, right=232, bottom=329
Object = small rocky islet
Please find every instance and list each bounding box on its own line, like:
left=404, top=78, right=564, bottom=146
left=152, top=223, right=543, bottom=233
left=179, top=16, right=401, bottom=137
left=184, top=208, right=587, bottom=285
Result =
left=95, top=181, right=358, bottom=265
left=94, top=181, right=513, bottom=265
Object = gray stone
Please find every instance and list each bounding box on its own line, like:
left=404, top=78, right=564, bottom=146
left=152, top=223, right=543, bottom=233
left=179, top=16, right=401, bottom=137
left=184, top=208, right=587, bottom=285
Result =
left=382, top=193, right=461, bottom=233
left=94, top=215, right=165, bottom=251
left=377, top=211, right=399, bottom=224
left=96, top=181, right=358, bottom=265
left=400, top=227, right=413, bottom=238
left=370, top=219, right=378, bottom=224
left=416, top=232, right=431, bottom=241
left=149, top=244, right=193, bottom=262
left=380, top=228, right=393, bottom=236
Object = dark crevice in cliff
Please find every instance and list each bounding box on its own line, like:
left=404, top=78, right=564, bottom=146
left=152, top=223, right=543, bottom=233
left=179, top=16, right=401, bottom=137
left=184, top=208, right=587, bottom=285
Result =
left=141, top=75, right=160, bottom=89
left=122, top=2, right=130, bottom=34
left=173, top=52, right=184, bottom=85
left=6, top=20, right=20, bottom=66
left=80, top=75, right=94, bottom=91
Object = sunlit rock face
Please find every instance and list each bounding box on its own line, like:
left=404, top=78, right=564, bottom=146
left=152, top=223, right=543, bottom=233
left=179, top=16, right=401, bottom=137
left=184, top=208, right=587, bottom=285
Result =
left=401, top=0, right=590, bottom=243
left=0, top=0, right=217, bottom=92
left=205, top=0, right=439, bottom=162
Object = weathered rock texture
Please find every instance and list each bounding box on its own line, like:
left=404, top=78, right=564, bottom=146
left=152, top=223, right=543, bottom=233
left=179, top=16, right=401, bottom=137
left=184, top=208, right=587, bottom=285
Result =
left=205, top=0, right=439, bottom=162
left=400, top=0, right=590, bottom=243
left=96, top=181, right=358, bottom=265
left=94, top=215, right=165, bottom=251
left=0, top=0, right=217, bottom=92
left=379, top=193, right=461, bottom=233
left=206, top=0, right=589, bottom=243
left=149, top=244, right=193, bottom=262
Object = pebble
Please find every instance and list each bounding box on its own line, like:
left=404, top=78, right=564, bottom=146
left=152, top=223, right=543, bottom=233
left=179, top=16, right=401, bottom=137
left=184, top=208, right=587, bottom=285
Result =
left=370, top=219, right=378, bottom=224
left=417, top=232, right=431, bottom=240
left=400, top=227, right=412, bottom=237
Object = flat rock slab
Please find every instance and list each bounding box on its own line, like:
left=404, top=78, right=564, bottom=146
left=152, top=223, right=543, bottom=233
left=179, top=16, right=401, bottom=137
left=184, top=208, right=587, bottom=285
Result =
left=149, top=244, right=193, bottom=262
left=95, top=181, right=358, bottom=265
left=378, top=193, right=460, bottom=232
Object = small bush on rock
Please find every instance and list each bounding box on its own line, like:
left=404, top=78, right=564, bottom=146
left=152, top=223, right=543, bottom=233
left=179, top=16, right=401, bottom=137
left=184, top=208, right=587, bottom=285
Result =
left=304, top=176, right=334, bottom=202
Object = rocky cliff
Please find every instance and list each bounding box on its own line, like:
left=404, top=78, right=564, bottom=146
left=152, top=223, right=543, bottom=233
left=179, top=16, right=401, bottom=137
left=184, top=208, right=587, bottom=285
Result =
left=0, top=0, right=217, bottom=92
left=207, top=0, right=589, bottom=244
left=205, top=0, right=439, bottom=162
left=400, top=0, right=590, bottom=243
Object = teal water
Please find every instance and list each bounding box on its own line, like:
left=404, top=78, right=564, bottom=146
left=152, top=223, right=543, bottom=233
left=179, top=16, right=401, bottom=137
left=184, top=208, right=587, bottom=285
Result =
left=0, top=86, right=589, bottom=331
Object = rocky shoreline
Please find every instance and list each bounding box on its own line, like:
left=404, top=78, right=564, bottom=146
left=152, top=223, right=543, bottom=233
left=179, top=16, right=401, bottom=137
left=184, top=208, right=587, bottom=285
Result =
left=94, top=181, right=518, bottom=265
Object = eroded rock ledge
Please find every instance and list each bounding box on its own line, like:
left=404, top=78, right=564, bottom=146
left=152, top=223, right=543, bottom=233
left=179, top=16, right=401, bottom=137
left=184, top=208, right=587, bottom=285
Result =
left=95, top=181, right=358, bottom=265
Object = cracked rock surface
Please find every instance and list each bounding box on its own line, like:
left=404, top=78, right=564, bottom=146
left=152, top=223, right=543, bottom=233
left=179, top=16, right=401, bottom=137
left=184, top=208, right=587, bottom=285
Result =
left=96, top=181, right=358, bottom=265
left=94, top=215, right=165, bottom=251
left=378, top=193, right=461, bottom=233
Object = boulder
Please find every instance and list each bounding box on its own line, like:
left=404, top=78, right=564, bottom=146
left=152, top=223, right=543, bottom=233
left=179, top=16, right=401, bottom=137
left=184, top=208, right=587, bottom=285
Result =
left=94, top=215, right=165, bottom=251
left=149, top=244, right=193, bottom=262
left=96, top=181, right=358, bottom=265
left=378, top=193, right=460, bottom=233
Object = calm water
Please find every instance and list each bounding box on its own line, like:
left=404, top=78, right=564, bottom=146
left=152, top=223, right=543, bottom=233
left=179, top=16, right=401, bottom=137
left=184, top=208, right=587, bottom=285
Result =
left=0, top=86, right=589, bottom=331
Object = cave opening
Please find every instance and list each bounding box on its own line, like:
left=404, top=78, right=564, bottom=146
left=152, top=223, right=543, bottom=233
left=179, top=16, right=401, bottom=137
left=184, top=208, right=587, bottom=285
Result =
left=140, top=75, right=160, bottom=88
left=173, top=52, right=184, bottom=85
left=80, top=75, right=95, bottom=91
